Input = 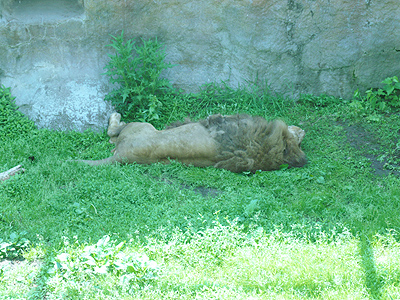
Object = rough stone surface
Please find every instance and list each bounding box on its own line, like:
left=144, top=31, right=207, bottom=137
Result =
left=1, top=0, right=400, bottom=131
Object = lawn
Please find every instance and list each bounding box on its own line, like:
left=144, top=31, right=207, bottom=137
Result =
left=1, top=81, right=400, bottom=299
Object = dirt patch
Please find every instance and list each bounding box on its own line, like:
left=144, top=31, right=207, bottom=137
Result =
left=339, top=122, right=400, bottom=177
left=183, top=184, right=221, bottom=198
left=157, top=176, right=221, bottom=198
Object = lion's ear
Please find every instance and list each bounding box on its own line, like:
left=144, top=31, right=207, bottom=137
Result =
left=288, top=125, right=305, bottom=146
left=283, top=143, right=288, bottom=155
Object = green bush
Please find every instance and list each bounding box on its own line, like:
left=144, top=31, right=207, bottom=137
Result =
left=50, top=236, right=159, bottom=287
left=0, top=85, right=37, bottom=141
left=0, top=232, right=30, bottom=260
left=104, top=32, right=174, bottom=122
left=365, top=76, right=400, bottom=111
left=351, top=76, right=400, bottom=116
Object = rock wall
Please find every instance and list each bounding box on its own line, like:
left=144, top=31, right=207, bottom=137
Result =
left=1, top=0, right=400, bottom=131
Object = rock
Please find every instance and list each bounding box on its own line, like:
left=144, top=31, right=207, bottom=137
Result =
left=0, top=0, right=399, bottom=131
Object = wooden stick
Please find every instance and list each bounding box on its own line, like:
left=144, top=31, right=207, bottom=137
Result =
left=0, top=165, right=25, bottom=181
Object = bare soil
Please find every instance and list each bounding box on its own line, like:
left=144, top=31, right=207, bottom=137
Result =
left=340, top=122, right=400, bottom=177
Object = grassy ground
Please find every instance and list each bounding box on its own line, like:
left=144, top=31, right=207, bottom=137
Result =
left=1, top=84, right=400, bottom=299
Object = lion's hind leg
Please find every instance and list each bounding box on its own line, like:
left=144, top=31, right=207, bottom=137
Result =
left=107, top=113, right=127, bottom=144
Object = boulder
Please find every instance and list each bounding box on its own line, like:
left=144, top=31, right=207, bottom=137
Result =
left=0, top=0, right=399, bottom=131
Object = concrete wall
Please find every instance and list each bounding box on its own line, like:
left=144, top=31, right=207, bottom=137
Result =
left=1, top=0, right=400, bottom=131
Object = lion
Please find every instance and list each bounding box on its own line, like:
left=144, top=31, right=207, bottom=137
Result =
left=78, top=112, right=307, bottom=173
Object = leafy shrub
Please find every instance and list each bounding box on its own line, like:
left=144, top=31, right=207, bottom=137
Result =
left=351, top=76, right=400, bottom=115
left=50, top=235, right=159, bottom=287
left=365, top=76, right=400, bottom=111
left=0, top=85, right=36, bottom=142
left=104, top=32, right=174, bottom=122
left=0, top=232, right=30, bottom=260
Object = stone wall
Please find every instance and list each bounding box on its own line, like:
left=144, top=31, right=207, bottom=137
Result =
left=1, top=0, right=400, bottom=131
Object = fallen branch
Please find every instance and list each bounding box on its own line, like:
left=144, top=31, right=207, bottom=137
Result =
left=0, top=165, right=25, bottom=181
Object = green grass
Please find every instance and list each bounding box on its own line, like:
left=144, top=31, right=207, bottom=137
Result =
left=2, top=83, right=400, bottom=299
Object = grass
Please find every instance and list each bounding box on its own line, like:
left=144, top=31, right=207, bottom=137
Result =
left=2, top=83, right=400, bottom=299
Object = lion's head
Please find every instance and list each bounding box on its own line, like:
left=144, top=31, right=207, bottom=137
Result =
left=199, top=114, right=307, bottom=172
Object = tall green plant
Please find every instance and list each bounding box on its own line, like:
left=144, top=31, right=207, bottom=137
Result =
left=351, top=76, right=400, bottom=116
left=104, top=32, right=174, bottom=122
left=365, top=76, right=400, bottom=111
left=0, top=85, right=36, bottom=141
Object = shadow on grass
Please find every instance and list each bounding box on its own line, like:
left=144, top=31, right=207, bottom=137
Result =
left=359, top=235, right=384, bottom=300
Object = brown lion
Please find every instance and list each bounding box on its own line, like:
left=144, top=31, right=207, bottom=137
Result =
left=79, top=113, right=307, bottom=173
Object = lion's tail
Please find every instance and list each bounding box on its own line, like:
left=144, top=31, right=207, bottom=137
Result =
left=75, top=156, right=119, bottom=166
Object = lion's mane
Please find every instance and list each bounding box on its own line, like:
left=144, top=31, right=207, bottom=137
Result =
left=168, top=114, right=307, bottom=172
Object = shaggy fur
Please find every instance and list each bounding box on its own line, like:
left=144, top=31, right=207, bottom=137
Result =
left=169, top=114, right=307, bottom=172
left=78, top=113, right=307, bottom=173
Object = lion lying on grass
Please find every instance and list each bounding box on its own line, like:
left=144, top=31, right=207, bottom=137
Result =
left=79, top=113, right=307, bottom=173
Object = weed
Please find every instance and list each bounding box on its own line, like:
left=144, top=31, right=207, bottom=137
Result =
left=365, top=76, right=400, bottom=111
left=50, top=236, right=159, bottom=287
left=0, top=85, right=37, bottom=142
left=351, top=76, right=400, bottom=116
left=104, top=32, right=174, bottom=122
left=0, top=232, right=30, bottom=260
